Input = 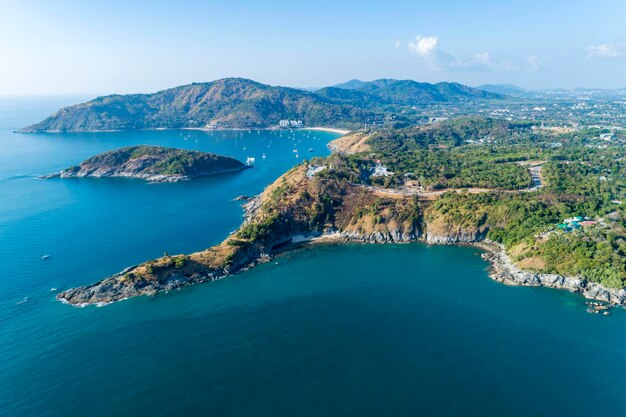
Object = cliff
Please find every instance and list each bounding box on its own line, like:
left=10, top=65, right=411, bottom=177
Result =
left=45, top=145, right=248, bottom=182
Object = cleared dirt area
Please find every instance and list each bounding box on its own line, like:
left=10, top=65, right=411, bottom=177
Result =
left=328, top=132, right=373, bottom=154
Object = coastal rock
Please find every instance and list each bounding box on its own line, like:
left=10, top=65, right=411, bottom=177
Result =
left=482, top=243, right=626, bottom=307
left=424, top=230, right=486, bottom=244
left=339, top=229, right=418, bottom=243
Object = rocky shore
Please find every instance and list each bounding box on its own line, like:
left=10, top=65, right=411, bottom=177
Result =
left=57, top=221, right=626, bottom=309
left=477, top=241, right=626, bottom=307
left=57, top=255, right=265, bottom=307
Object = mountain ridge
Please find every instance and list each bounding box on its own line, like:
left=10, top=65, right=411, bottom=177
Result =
left=21, top=77, right=504, bottom=132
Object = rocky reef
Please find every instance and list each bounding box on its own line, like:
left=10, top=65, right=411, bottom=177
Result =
left=44, top=145, right=248, bottom=183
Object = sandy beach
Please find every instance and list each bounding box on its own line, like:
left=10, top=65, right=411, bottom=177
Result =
left=306, top=127, right=351, bottom=135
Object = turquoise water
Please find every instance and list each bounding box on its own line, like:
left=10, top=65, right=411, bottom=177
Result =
left=1, top=97, right=626, bottom=416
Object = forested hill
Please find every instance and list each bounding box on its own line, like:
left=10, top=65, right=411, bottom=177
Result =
left=20, top=78, right=504, bottom=132
left=48, top=145, right=248, bottom=182
left=316, top=79, right=503, bottom=107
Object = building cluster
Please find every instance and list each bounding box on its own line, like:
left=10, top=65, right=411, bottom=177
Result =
left=370, top=161, right=393, bottom=177
left=279, top=120, right=303, bottom=128
left=556, top=216, right=597, bottom=233
left=411, top=90, right=626, bottom=130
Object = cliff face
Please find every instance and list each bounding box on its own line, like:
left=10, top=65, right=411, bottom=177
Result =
left=46, top=145, right=248, bottom=182
left=423, top=216, right=488, bottom=244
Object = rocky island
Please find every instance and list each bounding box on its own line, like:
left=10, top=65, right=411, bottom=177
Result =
left=58, top=118, right=626, bottom=307
left=45, top=145, right=249, bottom=183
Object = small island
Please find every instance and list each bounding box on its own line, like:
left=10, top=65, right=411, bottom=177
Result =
left=45, top=145, right=249, bottom=183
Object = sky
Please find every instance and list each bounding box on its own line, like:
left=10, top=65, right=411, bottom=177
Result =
left=1, top=0, right=626, bottom=95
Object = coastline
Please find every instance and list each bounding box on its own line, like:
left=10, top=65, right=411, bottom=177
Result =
left=258, top=231, right=626, bottom=309
left=56, top=229, right=626, bottom=308
left=18, top=126, right=352, bottom=135
left=472, top=240, right=626, bottom=307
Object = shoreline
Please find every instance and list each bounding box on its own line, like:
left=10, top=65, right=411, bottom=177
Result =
left=17, top=126, right=352, bottom=135
left=57, top=231, right=626, bottom=308
left=245, top=231, right=626, bottom=309
left=471, top=240, right=626, bottom=307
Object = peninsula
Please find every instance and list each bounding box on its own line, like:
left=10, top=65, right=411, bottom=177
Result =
left=45, top=145, right=249, bottom=183
left=58, top=118, right=626, bottom=307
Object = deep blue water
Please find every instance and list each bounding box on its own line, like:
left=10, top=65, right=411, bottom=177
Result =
left=1, top=97, right=626, bottom=416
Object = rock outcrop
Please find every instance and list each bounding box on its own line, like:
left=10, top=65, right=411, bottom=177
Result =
left=482, top=243, right=626, bottom=306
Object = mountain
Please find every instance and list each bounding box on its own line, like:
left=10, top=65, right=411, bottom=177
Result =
left=332, top=79, right=368, bottom=90
left=477, top=84, right=527, bottom=97
left=21, top=78, right=504, bottom=133
left=45, top=145, right=248, bottom=182
left=312, top=87, right=381, bottom=108
left=20, top=78, right=374, bottom=132
left=317, top=79, right=504, bottom=108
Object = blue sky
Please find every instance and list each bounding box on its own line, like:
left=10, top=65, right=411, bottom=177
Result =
left=1, top=0, right=626, bottom=94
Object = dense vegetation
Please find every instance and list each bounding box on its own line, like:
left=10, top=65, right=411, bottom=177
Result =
left=316, top=79, right=502, bottom=108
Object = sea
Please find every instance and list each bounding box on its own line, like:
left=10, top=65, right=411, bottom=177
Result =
left=1, top=96, right=626, bottom=416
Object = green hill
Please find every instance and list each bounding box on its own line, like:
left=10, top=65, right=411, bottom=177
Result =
left=48, top=145, right=248, bottom=182
left=316, top=79, right=504, bottom=108
left=20, top=78, right=373, bottom=132
left=21, top=78, right=504, bottom=133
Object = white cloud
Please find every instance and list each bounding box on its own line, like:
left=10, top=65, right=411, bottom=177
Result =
left=407, top=35, right=510, bottom=72
left=587, top=43, right=626, bottom=58
left=394, top=40, right=401, bottom=49
left=473, top=52, right=491, bottom=66
left=408, top=35, right=439, bottom=56
left=407, top=35, right=456, bottom=70
left=527, top=55, right=540, bottom=70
